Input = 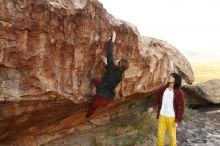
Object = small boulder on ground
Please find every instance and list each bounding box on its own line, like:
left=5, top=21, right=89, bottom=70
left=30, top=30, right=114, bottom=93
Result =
left=183, top=79, right=220, bottom=106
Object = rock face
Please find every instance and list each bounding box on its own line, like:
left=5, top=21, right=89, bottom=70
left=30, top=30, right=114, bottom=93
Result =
left=0, top=0, right=194, bottom=145
left=183, top=80, right=220, bottom=106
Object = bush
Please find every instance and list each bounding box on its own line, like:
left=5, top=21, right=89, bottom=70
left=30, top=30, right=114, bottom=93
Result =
left=184, top=105, right=197, bottom=121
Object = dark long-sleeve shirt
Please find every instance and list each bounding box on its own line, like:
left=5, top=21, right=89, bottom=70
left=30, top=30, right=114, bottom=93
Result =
left=96, top=42, right=123, bottom=99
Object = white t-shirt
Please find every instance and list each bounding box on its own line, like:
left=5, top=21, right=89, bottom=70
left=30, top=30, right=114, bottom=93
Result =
left=160, top=88, right=175, bottom=117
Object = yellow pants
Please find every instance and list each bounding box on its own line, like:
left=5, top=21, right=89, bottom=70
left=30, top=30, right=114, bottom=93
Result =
left=157, top=115, right=177, bottom=146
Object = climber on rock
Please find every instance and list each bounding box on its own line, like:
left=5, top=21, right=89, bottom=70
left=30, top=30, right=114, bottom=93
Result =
left=86, top=31, right=129, bottom=118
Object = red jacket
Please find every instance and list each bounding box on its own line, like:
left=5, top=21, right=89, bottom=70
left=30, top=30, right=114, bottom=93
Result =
left=149, top=85, right=185, bottom=123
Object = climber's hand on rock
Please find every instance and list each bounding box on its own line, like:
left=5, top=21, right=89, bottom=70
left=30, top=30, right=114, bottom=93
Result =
left=111, top=31, right=116, bottom=42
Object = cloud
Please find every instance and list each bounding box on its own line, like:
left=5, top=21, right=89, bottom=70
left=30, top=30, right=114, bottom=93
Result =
left=183, top=50, right=220, bottom=62
left=184, top=50, right=203, bottom=57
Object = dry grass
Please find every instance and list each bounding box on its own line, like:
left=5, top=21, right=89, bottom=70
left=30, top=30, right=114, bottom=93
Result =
left=93, top=112, right=157, bottom=146
left=191, top=61, right=220, bottom=83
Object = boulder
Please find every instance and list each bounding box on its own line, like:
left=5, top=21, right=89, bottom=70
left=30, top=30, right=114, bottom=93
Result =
left=183, top=79, right=220, bottom=106
left=0, top=0, right=194, bottom=145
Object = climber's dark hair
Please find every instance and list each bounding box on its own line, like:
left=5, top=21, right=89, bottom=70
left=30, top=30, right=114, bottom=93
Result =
left=170, top=73, right=182, bottom=89
left=118, top=58, right=129, bottom=72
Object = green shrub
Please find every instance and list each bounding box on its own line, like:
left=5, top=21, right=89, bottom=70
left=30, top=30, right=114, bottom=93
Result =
left=184, top=105, right=197, bottom=121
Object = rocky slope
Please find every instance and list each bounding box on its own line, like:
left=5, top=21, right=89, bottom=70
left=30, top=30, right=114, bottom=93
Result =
left=177, top=106, right=220, bottom=146
left=0, top=0, right=194, bottom=145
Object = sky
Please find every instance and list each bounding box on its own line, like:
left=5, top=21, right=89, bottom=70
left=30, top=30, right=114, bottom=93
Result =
left=98, top=0, right=220, bottom=62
